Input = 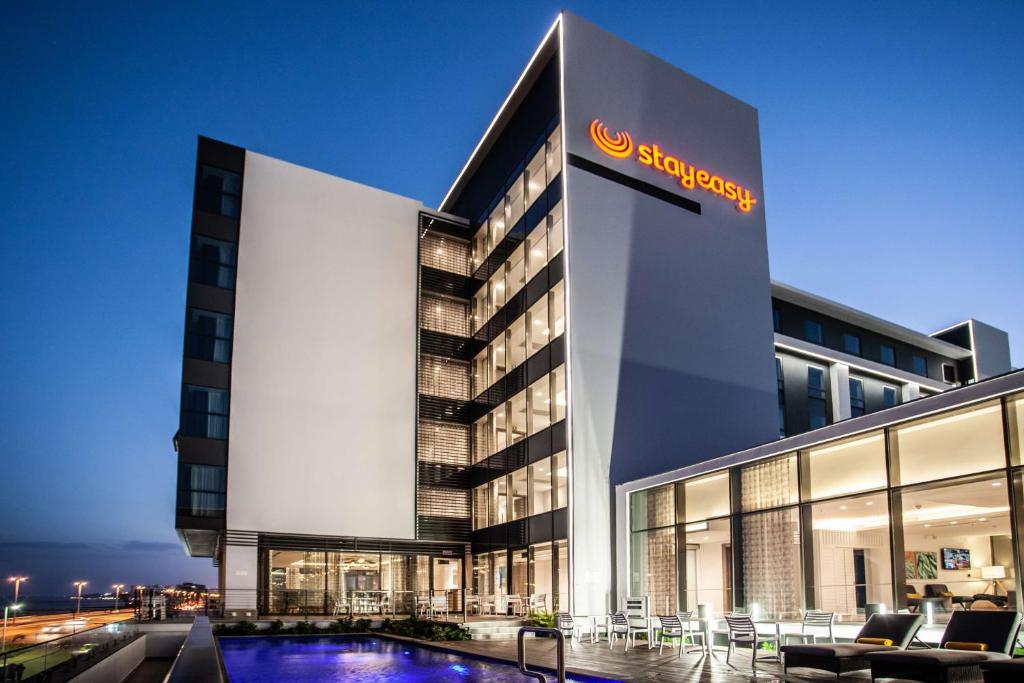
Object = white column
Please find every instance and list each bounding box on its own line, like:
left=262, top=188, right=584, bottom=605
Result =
left=901, top=383, right=921, bottom=402
left=829, top=362, right=852, bottom=422
left=223, top=544, right=259, bottom=614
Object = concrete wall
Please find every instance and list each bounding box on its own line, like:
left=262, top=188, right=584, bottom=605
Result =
left=226, top=152, right=422, bottom=544
left=559, top=12, right=778, bottom=614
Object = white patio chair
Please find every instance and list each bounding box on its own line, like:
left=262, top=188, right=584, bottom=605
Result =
left=724, top=614, right=781, bottom=668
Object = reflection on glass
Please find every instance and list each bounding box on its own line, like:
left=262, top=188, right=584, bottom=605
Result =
left=741, top=507, right=802, bottom=620
left=507, top=316, right=527, bottom=370
left=507, top=244, right=526, bottom=299
left=526, top=295, right=550, bottom=358
left=808, top=432, right=886, bottom=500
left=554, top=451, right=568, bottom=509
left=630, top=528, right=676, bottom=614
left=510, top=467, right=528, bottom=521
left=526, top=224, right=547, bottom=282
left=529, top=375, right=551, bottom=435
left=550, top=281, right=565, bottom=337
left=893, top=401, right=1006, bottom=486
left=529, top=457, right=553, bottom=516
left=809, top=492, right=891, bottom=620
left=900, top=475, right=1011, bottom=608
left=547, top=201, right=564, bottom=258
left=683, top=518, right=732, bottom=616
left=631, top=484, right=674, bottom=531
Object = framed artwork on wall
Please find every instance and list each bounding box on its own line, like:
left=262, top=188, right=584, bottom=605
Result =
left=905, top=551, right=938, bottom=580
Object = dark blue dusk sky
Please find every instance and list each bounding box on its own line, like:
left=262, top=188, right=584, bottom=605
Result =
left=2, top=1, right=1021, bottom=595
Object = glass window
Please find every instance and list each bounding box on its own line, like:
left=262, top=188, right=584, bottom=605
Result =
left=267, top=550, right=325, bottom=613
left=473, top=485, right=488, bottom=529
left=507, top=316, right=527, bottom=370
left=526, top=223, right=548, bottom=281
left=553, top=451, right=568, bottom=509
left=893, top=400, right=1006, bottom=486
left=547, top=201, right=564, bottom=258
left=526, top=295, right=550, bottom=358
left=506, top=243, right=526, bottom=299
left=489, top=477, right=508, bottom=526
left=511, top=548, right=529, bottom=597
left=529, top=542, right=553, bottom=610
left=741, top=507, right=802, bottom=620
left=189, top=236, right=237, bottom=289
left=554, top=539, right=568, bottom=612
left=472, top=224, right=487, bottom=270
left=488, top=267, right=506, bottom=312
left=900, top=475, right=1011, bottom=607
left=942, top=364, right=957, bottom=384
left=773, top=309, right=780, bottom=332
left=472, top=287, right=488, bottom=334
left=525, top=146, right=546, bottom=208
left=528, top=457, right=553, bottom=516
left=185, top=308, right=232, bottom=364
left=776, top=357, right=786, bottom=438
left=807, top=432, right=887, bottom=500
left=883, top=386, right=898, bottom=408
left=491, top=406, right=508, bottom=454
left=180, top=384, right=228, bottom=439
left=809, top=492, right=891, bottom=620
left=528, top=374, right=551, bottom=435
left=472, top=347, right=489, bottom=398
left=197, top=165, right=241, bottom=217
left=510, top=467, right=528, bottom=521
left=808, top=366, right=828, bottom=430
left=1008, top=393, right=1024, bottom=466
left=880, top=344, right=896, bottom=367
left=490, top=337, right=506, bottom=386
left=804, top=319, right=823, bottom=345
left=912, top=354, right=928, bottom=377
left=488, top=202, right=506, bottom=249
left=550, top=281, right=565, bottom=338
left=546, top=126, right=562, bottom=180
left=176, top=463, right=226, bottom=517
left=843, top=333, right=862, bottom=356
left=508, top=390, right=527, bottom=445
left=630, top=527, right=676, bottom=615
left=551, top=365, right=566, bottom=423
left=683, top=517, right=731, bottom=616
left=740, top=454, right=798, bottom=512
left=685, top=471, right=730, bottom=521
left=850, top=377, right=866, bottom=417
left=630, top=484, right=675, bottom=531
left=507, top=174, right=525, bottom=228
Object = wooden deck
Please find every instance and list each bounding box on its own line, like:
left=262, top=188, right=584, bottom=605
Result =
left=441, top=638, right=879, bottom=682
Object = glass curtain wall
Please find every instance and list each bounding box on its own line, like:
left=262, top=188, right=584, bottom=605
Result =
left=629, top=391, right=1024, bottom=623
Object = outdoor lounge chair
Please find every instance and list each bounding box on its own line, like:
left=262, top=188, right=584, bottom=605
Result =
left=866, top=610, right=1022, bottom=683
left=981, top=658, right=1024, bottom=683
left=781, top=612, right=924, bottom=678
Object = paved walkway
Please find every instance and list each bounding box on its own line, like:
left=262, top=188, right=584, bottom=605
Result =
left=443, top=638, right=879, bottom=682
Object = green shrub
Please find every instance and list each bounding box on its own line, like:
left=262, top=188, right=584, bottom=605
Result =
left=526, top=611, right=555, bottom=628
left=214, top=620, right=259, bottom=636
left=269, top=619, right=284, bottom=633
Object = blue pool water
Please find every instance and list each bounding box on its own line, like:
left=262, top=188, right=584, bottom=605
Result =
left=219, top=635, right=619, bottom=682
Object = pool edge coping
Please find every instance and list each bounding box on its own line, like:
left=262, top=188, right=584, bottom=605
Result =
left=215, top=631, right=622, bottom=682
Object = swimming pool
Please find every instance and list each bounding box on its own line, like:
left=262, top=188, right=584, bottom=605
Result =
left=219, top=635, right=619, bottom=682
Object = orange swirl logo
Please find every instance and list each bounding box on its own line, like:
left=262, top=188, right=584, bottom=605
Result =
left=589, top=119, right=633, bottom=158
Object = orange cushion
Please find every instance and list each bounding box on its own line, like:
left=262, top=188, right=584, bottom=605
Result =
left=857, top=637, right=894, bottom=646
left=907, top=592, right=922, bottom=599
left=944, top=641, right=989, bottom=651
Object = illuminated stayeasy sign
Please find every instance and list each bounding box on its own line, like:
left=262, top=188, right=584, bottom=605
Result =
left=589, top=119, right=757, bottom=213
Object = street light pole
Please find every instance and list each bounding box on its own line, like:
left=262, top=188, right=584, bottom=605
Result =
left=73, top=581, right=87, bottom=620
left=2, top=604, right=22, bottom=653
left=112, top=584, right=124, bottom=613
left=7, top=577, right=27, bottom=624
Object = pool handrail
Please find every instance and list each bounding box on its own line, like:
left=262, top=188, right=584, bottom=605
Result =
left=517, top=626, right=565, bottom=683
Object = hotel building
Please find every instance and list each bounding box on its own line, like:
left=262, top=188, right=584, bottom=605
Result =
left=173, top=12, right=1018, bottom=618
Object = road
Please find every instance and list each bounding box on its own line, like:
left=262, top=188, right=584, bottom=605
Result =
left=1, top=610, right=135, bottom=650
